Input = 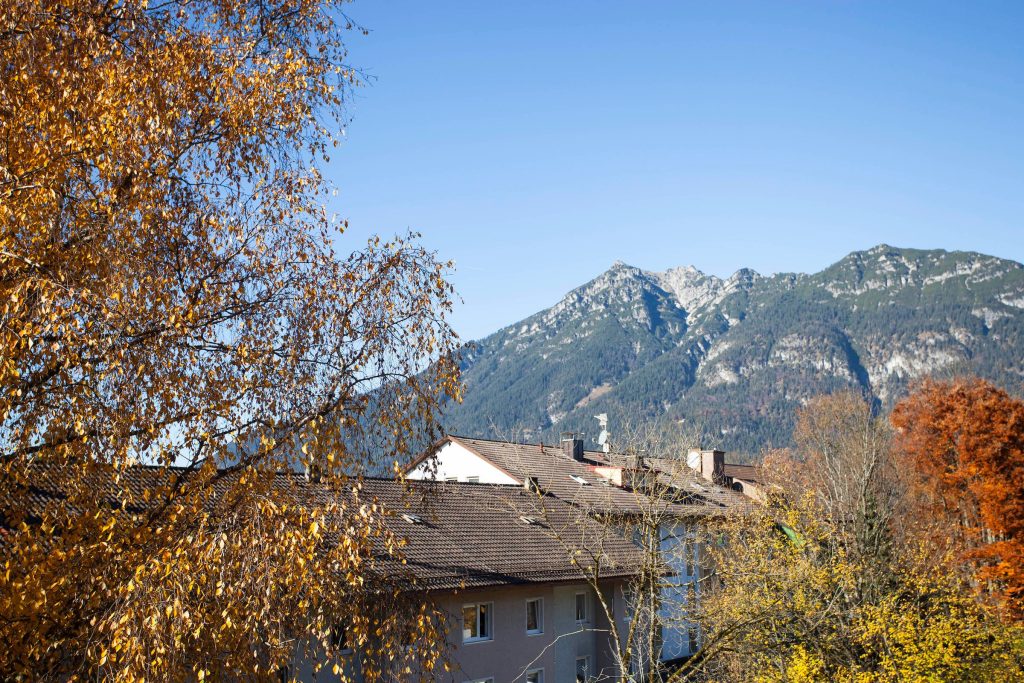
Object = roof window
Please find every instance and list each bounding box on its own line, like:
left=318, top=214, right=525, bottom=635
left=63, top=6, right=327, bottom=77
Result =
left=570, top=475, right=590, bottom=485
left=401, top=513, right=424, bottom=524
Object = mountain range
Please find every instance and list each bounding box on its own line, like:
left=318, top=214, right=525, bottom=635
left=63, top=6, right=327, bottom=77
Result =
left=440, top=245, right=1024, bottom=456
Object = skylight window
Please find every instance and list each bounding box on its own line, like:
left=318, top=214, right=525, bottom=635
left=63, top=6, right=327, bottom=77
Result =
left=401, top=513, right=424, bottom=524
left=570, top=475, right=590, bottom=485
left=519, top=515, right=540, bottom=526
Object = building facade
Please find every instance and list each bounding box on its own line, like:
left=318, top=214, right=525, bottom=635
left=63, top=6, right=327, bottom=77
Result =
left=405, top=434, right=752, bottom=664
left=289, top=476, right=642, bottom=682
left=294, top=579, right=628, bottom=683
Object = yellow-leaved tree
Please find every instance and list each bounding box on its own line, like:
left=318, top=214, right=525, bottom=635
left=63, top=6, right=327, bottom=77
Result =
left=0, top=0, right=460, bottom=680
left=695, top=392, right=1024, bottom=682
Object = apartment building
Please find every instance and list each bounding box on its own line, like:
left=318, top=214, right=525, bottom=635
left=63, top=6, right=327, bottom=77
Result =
left=293, top=477, right=641, bottom=682
left=405, top=434, right=753, bottom=663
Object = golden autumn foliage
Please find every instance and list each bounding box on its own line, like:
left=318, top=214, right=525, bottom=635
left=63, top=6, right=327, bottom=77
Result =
left=1, top=0, right=460, bottom=679
left=697, top=391, right=1024, bottom=682
left=892, top=377, right=1024, bottom=617
left=701, top=492, right=1024, bottom=682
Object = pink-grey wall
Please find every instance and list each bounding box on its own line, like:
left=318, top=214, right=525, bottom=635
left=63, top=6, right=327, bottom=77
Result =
left=436, top=580, right=628, bottom=683
left=294, top=579, right=629, bottom=683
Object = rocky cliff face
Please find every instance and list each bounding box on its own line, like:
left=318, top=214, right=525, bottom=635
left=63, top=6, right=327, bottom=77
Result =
left=443, top=245, right=1024, bottom=455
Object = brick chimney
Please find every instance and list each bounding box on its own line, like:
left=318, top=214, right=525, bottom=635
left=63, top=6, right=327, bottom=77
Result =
left=561, top=433, right=585, bottom=461
left=700, top=449, right=725, bottom=484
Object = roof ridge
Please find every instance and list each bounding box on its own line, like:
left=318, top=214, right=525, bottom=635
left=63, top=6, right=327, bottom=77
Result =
left=370, top=477, right=523, bottom=488
left=450, top=433, right=628, bottom=457
left=449, top=433, right=556, bottom=449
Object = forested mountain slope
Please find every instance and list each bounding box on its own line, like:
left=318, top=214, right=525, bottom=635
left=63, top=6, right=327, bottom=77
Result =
left=442, top=245, right=1024, bottom=455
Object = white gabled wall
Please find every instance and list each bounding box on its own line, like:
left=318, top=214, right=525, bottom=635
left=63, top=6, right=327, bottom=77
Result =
left=407, top=440, right=519, bottom=484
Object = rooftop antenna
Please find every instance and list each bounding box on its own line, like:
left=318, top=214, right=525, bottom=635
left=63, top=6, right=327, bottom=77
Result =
left=595, top=413, right=610, bottom=453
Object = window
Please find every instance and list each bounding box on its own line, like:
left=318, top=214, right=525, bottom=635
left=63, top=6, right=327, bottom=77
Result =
left=574, top=592, right=588, bottom=623
left=526, top=598, right=543, bottom=635
left=444, top=476, right=458, bottom=482
left=525, top=669, right=544, bottom=683
left=687, top=582, right=697, bottom=606
left=688, top=627, right=699, bottom=653
left=575, top=656, right=590, bottom=682
left=466, top=476, right=480, bottom=483
left=330, top=621, right=352, bottom=655
left=685, top=542, right=695, bottom=576
left=462, top=602, right=492, bottom=643
left=569, top=474, right=590, bottom=485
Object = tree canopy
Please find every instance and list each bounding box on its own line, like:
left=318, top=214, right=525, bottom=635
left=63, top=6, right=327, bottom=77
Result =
left=697, top=390, right=1024, bottom=682
left=1, top=0, right=459, bottom=679
left=892, top=378, right=1024, bottom=617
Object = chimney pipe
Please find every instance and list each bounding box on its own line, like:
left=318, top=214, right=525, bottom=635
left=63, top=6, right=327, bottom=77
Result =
left=561, top=432, right=585, bottom=462
left=523, top=476, right=542, bottom=494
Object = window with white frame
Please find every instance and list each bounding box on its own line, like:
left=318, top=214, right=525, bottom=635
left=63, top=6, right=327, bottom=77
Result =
left=462, top=602, right=492, bottom=643
left=525, top=669, right=544, bottom=683
left=575, top=656, right=590, bottom=682
left=526, top=597, right=543, bottom=635
left=466, top=476, right=480, bottom=483
left=622, top=585, right=634, bottom=623
left=574, top=591, right=588, bottom=623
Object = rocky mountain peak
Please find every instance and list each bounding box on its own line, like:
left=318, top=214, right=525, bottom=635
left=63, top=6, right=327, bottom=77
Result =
left=725, top=268, right=763, bottom=294
left=652, top=265, right=722, bottom=315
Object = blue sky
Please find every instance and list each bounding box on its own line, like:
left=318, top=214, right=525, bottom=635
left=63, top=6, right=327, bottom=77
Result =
left=327, top=1, right=1024, bottom=340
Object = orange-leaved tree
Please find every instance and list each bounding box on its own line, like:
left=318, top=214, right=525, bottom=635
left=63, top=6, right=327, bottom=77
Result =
left=892, top=378, right=1024, bottom=618
left=0, top=0, right=460, bottom=679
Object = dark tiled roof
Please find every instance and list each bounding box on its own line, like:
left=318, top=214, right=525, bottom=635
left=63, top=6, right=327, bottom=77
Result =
left=446, top=436, right=642, bottom=512
left=1, top=464, right=642, bottom=592
left=359, top=479, right=643, bottom=590
left=1, top=463, right=199, bottom=518
left=429, top=436, right=752, bottom=517
left=723, top=463, right=760, bottom=483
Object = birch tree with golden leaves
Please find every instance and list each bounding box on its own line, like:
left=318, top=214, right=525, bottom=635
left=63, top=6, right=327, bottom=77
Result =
left=0, top=0, right=460, bottom=679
